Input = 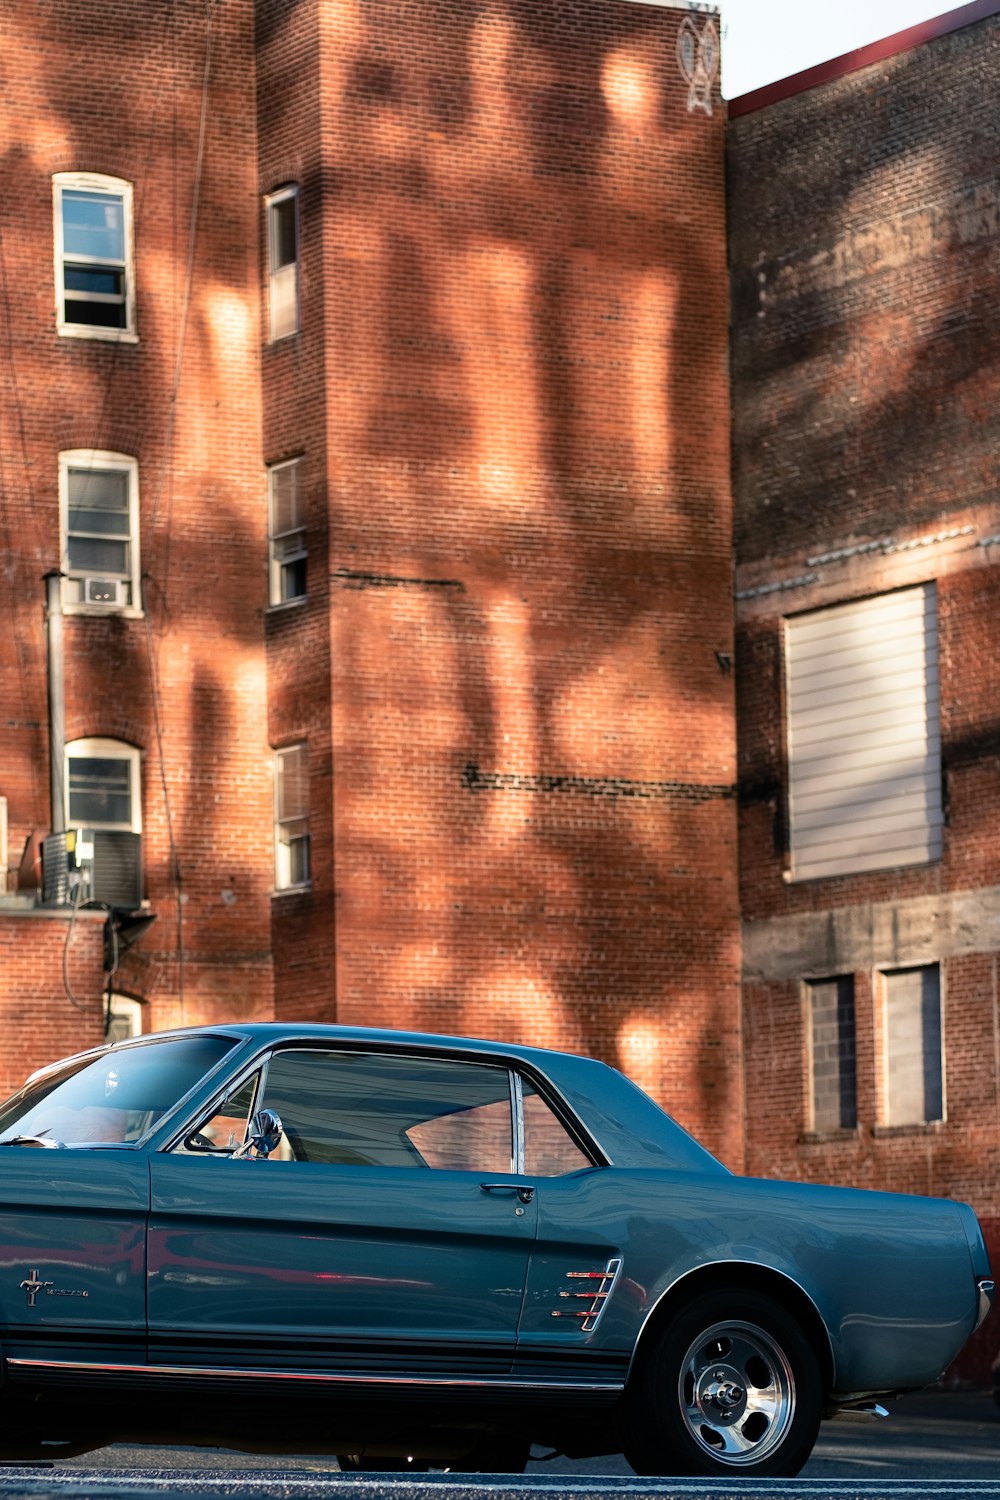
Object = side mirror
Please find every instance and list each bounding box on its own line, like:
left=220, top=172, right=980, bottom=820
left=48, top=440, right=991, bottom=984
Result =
left=233, top=1108, right=283, bottom=1160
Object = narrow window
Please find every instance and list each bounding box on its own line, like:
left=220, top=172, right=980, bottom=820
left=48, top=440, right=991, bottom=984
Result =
left=274, top=743, right=310, bottom=890
left=53, top=173, right=135, bottom=338
left=60, top=451, right=140, bottom=611
left=268, top=458, right=306, bottom=604
left=807, top=976, right=857, bottom=1131
left=785, top=584, right=941, bottom=880
left=266, top=186, right=299, bottom=341
left=884, top=965, right=944, bottom=1126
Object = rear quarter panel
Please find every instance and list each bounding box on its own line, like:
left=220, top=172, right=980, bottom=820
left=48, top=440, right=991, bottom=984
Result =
left=524, top=1168, right=981, bottom=1395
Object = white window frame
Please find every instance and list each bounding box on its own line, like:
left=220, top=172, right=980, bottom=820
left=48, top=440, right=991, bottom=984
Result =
left=273, top=743, right=310, bottom=892
left=267, top=457, right=307, bottom=606
left=53, top=172, right=137, bottom=342
left=266, top=186, right=299, bottom=342
left=59, top=450, right=142, bottom=615
left=65, top=738, right=142, bottom=833
left=105, top=994, right=143, bottom=1044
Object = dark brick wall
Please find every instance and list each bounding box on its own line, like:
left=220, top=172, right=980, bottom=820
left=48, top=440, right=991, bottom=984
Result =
left=729, top=9, right=1000, bottom=1373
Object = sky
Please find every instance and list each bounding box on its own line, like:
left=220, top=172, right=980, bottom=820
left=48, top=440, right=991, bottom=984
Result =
left=719, top=0, right=975, bottom=96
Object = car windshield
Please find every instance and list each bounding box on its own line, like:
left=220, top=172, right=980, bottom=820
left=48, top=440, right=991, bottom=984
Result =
left=0, top=1035, right=237, bottom=1147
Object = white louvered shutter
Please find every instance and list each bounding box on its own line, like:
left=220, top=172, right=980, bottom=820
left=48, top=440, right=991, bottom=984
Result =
left=785, top=584, right=941, bottom=881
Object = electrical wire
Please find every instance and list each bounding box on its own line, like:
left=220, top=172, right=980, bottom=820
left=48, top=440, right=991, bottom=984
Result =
left=0, top=225, right=49, bottom=820
left=140, top=0, right=217, bottom=1024
left=61, top=875, right=103, bottom=1014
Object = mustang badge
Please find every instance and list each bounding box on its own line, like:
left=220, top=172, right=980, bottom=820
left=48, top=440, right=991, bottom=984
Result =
left=20, top=1270, right=87, bottom=1307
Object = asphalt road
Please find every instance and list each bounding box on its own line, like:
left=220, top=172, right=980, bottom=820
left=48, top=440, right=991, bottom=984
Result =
left=0, top=1389, right=995, bottom=1497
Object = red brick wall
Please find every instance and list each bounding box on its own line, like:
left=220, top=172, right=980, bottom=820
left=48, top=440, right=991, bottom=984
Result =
left=256, top=0, right=739, bottom=1157
left=2, top=0, right=738, bottom=1163
left=0, top=915, right=106, bottom=1097
left=729, top=7, right=1000, bottom=1348
left=0, top=0, right=275, bottom=1076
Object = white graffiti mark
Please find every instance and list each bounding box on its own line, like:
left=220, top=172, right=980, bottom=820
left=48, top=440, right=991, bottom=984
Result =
left=677, top=16, right=719, bottom=116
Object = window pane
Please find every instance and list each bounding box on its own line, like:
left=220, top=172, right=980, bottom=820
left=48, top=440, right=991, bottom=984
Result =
left=280, top=556, right=307, bottom=601
left=69, top=510, right=130, bottom=540
left=287, top=833, right=309, bottom=886
left=885, top=966, right=943, bottom=1125
left=67, top=536, right=129, bottom=574
left=269, top=196, right=297, bottom=272
left=258, top=1050, right=512, bottom=1170
left=270, top=464, right=301, bottom=535
left=68, top=469, right=129, bottom=512
left=274, top=530, right=306, bottom=562
left=62, top=190, right=125, bottom=262
left=809, top=977, right=856, bottom=1131
left=64, top=299, right=127, bottom=329
left=269, top=262, right=297, bottom=340
left=521, top=1081, right=593, bottom=1175
left=175, top=1074, right=261, bottom=1155
left=0, top=1035, right=236, bottom=1146
left=276, top=746, right=308, bottom=820
left=64, top=266, right=124, bottom=297
left=69, top=756, right=131, bottom=826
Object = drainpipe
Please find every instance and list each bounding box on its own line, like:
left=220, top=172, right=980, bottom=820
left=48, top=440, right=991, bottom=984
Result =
left=44, top=570, right=65, bottom=835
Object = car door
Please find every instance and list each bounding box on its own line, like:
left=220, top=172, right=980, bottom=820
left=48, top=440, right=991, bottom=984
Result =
left=147, top=1047, right=537, bottom=1378
left=0, top=1033, right=238, bottom=1372
left=0, top=1148, right=148, bottom=1368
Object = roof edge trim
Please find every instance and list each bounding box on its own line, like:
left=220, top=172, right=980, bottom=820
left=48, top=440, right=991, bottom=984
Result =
left=727, top=0, right=1000, bottom=118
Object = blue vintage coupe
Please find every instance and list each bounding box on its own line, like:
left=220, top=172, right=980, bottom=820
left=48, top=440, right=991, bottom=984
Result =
left=0, top=1023, right=992, bottom=1475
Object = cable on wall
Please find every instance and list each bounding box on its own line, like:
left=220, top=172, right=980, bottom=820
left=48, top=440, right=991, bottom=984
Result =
left=0, top=227, right=50, bottom=821
left=141, top=0, right=217, bottom=1024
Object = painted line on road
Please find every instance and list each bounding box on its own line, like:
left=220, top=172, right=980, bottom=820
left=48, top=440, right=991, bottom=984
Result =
left=4, top=1475, right=1000, bottom=1496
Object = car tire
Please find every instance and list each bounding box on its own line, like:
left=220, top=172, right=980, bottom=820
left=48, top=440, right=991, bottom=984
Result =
left=625, top=1287, right=822, bottom=1478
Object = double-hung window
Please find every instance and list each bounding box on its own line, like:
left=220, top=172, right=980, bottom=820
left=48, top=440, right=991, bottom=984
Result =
left=53, top=173, right=135, bottom=338
left=268, top=458, right=306, bottom=604
left=266, top=186, right=299, bottom=342
left=274, top=744, right=310, bottom=890
left=60, top=451, right=140, bottom=611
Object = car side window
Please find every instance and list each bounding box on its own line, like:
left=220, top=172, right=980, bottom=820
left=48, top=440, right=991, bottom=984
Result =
left=174, top=1073, right=261, bottom=1155
left=521, top=1079, right=594, bottom=1176
left=256, top=1049, right=515, bottom=1172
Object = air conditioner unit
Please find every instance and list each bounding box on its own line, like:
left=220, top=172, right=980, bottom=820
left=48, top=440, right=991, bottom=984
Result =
left=41, top=832, right=69, bottom=906
left=92, top=830, right=142, bottom=911
left=83, top=576, right=126, bottom=606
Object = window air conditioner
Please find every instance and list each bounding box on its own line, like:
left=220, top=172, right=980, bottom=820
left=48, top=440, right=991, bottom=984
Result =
left=83, top=576, right=126, bottom=606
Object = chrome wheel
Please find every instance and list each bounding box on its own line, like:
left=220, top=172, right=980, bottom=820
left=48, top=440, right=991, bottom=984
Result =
left=625, top=1287, right=822, bottom=1478
left=677, top=1318, right=795, bottom=1466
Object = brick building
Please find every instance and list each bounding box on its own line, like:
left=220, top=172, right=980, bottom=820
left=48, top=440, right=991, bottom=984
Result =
left=728, top=0, right=1000, bottom=1373
left=0, top=1, right=738, bottom=1161
left=0, top=0, right=275, bottom=1094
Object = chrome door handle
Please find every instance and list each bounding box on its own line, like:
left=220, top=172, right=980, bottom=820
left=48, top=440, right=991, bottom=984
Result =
left=481, top=1182, right=535, bottom=1204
